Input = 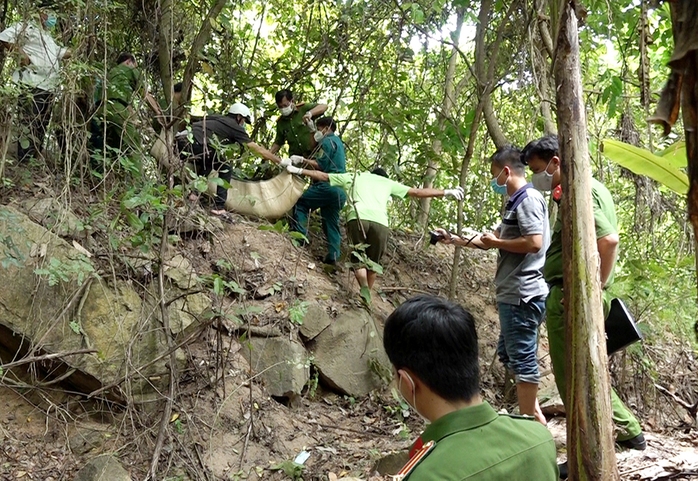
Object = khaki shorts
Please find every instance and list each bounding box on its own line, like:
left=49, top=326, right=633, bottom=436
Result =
left=346, top=219, right=390, bottom=267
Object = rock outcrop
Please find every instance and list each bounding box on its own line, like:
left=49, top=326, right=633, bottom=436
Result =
left=310, top=308, right=391, bottom=397
left=0, top=205, right=208, bottom=399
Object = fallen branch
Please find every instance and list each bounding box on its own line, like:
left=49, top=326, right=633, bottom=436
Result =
left=655, top=384, right=698, bottom=422
left=380, top=286, right=434, bottom=295
left=0, top=349, right=97, bottom=370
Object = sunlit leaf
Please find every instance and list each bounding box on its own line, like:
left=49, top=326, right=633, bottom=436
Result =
left=601, top=139, right=688, bottom=195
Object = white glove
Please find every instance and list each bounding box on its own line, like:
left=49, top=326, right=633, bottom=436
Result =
left=303, top=112, right=312, bottom=122
left=287, top=165, right=303, bottom=175
left=290, top=155, right=305, bottom=165
left=280, top=158, right=292, bottom=167
left=444, top=186, right=464, bottom=201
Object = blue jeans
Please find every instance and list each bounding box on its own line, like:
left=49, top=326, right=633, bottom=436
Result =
left=497, top=296, right=546, bottom=384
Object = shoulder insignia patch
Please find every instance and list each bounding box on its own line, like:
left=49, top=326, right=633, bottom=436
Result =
left=395, top=440, right=435, bottom=480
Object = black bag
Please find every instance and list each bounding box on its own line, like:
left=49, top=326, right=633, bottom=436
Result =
left=605, top=298, right=643, bottom=355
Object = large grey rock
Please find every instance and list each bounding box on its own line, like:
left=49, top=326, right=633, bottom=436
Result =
left=311, top=309, right=391, bottom=397
left=21, top=197, right=85, bottom=239
left=0, top=206, right=209, bottom=398
left=299, top=303, right=332, bottom=340
left=74, top=454, right=132, bottom=481
left=247, top=337, right=310, bottom=398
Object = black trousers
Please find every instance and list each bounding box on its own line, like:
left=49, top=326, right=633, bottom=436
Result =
left=18, top=87, right=54, bottom=162
left=185, top=142, right=232, bottom=209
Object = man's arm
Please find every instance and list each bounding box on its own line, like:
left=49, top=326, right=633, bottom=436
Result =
left=246, top=141, right=283, bottom=164
left=433, top=228, right=487, bottom=249
left=406, top=187, right=445, bottom=198
left=305, top=103, right=328, bottom=119
left=287, top=166, right=329, bottom=182
left=597, top=233, right=619, bottom=288
left=480, top=233, right=543, bottom=253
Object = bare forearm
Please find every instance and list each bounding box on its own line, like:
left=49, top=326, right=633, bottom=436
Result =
left=247, top=142, right=282, bottom=164
left=311, top=104, right=328, bottom=116
left=297, top=168, right=329, bottom=182
left=597, top=234, right=619, bottom=288
left=452, top=234, right=487, bottom=249
left=490, top=235, right=543, bottom=254
left=407, top=187, right=444, bottom=198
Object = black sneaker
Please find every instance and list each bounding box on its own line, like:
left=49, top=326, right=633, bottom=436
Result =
left=617, top=432, right=647, bottom=450
left=558, top=461, right=568, bottom=480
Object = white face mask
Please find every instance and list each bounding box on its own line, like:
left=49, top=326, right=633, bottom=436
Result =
left=280, top=103, right=294, bottom=116
left=398, top=371, right=429, bottom=423
left=314, top=130, right=325, bottom=143
left=531, top=159, right=555, bottom=192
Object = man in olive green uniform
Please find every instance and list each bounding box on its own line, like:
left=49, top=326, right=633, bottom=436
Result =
left=270, top=89, right=327, bottom=158
left=522, top=136, right=645, bottom=475
left=382, top=295, right=558, bottom=480
left=92, top=52, right=160, bottom=160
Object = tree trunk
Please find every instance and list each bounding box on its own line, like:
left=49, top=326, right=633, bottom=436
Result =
left=554, top=2, right=619, bottom=480
left=448, top=103, right=484, bottom=299
left=474, top=0, right=510, bottom=149
left=415, top=8, right=465, bottom=228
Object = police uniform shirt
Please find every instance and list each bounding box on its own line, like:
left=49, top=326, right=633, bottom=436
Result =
left=398, top=402, right=558, bottom=480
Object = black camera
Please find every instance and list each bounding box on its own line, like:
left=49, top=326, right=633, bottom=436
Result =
left=429, top=231, right=444, bottom=245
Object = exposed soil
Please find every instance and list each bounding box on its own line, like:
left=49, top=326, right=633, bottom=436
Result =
left=0, top=197, right=697, bottom=480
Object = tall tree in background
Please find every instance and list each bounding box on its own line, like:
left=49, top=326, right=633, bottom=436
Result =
left=554, top=1, right=619, bottom=479
left=650, top=0, right=698, bottom=304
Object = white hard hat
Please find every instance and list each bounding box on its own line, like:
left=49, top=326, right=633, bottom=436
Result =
left=229, top=102, right=252, bottom=123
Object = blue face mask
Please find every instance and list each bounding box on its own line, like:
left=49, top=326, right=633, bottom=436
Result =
left=490, top=169, right=508, bottom=195
left=44, top=14, right=57, bottom=29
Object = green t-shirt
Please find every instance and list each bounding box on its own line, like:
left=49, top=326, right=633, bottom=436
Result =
left=104, top=64, right=141, bottom=105
left=273, top=103, right=318, bottom=157
left=328, top=172, right=410, bottom=227
left=402, top=402, right=558, bottom=481
left=544, top=178, right=618, bottom=285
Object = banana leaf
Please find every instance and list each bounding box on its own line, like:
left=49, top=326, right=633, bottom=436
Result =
left=601, top=139, right=689, bottom=195
left=656, top=141, right=687, bottom=169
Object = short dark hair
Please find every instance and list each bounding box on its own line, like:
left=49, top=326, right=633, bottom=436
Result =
left=173, top=82, right=183, bottom=93
left=316, top=116, right=336, bottom=132
left=521, top=135, right=559, bottom=165
left=490, top=145, right=526, bottom=175
left=275, top=89, right=293, bottom=104
left=116, top=52, right=136, bottom=65
left=371, top=167, right=388, bottom=178
left=383, top=295, right=480, bottom=402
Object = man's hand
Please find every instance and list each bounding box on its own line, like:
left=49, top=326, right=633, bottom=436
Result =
left=444, top=186, right=464, bottom=201
left=302, top=112, right=312, bottom=123
left=433, top=227, right=454, bottom=244
left=287, top=165, right=303, bottom=175
left=290, top=155, right=305, bottom=165
left=480, top=232, right=498, bottom=249
left=280, top=158, right=292, bottom=167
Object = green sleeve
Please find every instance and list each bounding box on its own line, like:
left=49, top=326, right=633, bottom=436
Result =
left=329, top=173, right=351, bottom=189
left=390, top=180, right=411, bottom=199
left=274, top=122, right=286, bottom=147
left=593, top=195, right=616, bottom=239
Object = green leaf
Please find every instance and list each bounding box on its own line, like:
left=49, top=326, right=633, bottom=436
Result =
left=69, top=320, right=82, bottom=334
left=656, top=141, right=687, bottom=169
left=601, top=139, right=689, bottom=195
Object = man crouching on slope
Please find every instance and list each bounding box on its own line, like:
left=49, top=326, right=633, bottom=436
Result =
left=383, top=295, right=558, bottom=480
